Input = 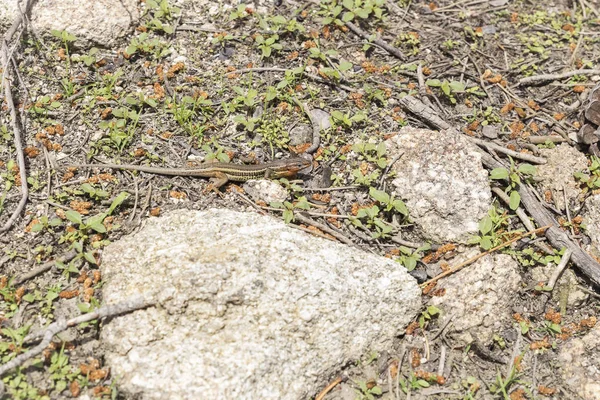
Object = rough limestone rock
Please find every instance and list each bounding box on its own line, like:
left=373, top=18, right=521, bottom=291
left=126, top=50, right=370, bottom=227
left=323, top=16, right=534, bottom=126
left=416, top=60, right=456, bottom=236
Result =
left=559, top=323, right=600, bottom=400
left=385, top=127, right=492, bottom=243
left=2, top=0, right=139, bottom=47
left=428, top=252, right=521, bottom=344
left=582, top=194, right=600, bottom=259
left=537, top=143, right=588, bottom=211
left=100, top=209, right=421, bottom=400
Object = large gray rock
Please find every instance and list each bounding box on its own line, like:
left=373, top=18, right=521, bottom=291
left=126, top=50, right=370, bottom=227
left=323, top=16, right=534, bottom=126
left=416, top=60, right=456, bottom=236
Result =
left=385, top=127, right=492, bottom=243
left=100, top=209, right=421, bottom=400
left=428, top=252, right=521, bottom=345
left=1, top=0, right=139, bottom=47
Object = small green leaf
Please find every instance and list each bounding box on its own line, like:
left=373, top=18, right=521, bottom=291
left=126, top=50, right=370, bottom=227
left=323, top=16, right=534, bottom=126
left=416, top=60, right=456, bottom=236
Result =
left=339, top=60, right=353, bottom=72
left=404, top=257, right=417, bottom=271
left=65, top=210, right=83, bottom=225
left=426, top=79, right=442, bottom=87
left=509, top=190, right=521, bottom=210
left=369, top=188, right=390, bottom=204
left=427, top=305, right=441, bottom=316
left=479, top=216, right=493, bottom=235
left=480, top=236, right=492, bottom=250
left=30, top=223, right=44, bottom=233
left=283, top=209, right=294, bottom=223
left=448, top=81, right=465, bottom=92
left=490, top=168, right=509, bottom=180
left=83, top=251, right=97, bottom=265
left=518, top=163, right=537, bottom=175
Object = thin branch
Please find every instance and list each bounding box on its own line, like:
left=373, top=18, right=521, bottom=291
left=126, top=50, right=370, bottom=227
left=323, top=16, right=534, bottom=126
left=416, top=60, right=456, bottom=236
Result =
left=547, top=249, right=573, bottom=290
left=0, top=293, right=156, bottom=379
left=344, top=20, right=406, bottom=60
left=0, top=0, right=33, bottom=234
left=519, top=69, right=600, bottom=86
left=421, top=226, right=549, bottom=287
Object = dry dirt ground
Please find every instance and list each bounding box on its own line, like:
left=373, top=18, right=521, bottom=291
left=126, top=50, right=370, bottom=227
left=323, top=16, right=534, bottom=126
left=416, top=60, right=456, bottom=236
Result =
left=1, top=0, right=600, bottom=399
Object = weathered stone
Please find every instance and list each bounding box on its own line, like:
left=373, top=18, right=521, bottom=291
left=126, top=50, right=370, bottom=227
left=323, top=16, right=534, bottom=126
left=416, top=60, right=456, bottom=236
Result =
left=385, top=127, right=492, bottom=243
left=559, top=323, right=600, bottom=400
left=536, top=143, right=588, bottom=211
left=2, top=0, right=139, bottom=48
left=242, top=179, right=289, bottom=204
left=100, top=209, right=421, bottom=400
left=289, top=124, right=313, bottom=146
left=428, top=252, right=521, bottom=344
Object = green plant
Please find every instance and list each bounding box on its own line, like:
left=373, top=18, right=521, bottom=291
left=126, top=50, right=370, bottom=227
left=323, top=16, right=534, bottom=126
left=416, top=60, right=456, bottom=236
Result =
left=489, top=159, right=537, bottom=210
left=260, top=14, right=306, bottom=34
left=211, top=32, right=235, bottom=46
left=426, top=79, right=465, bottom=104
left=63, top=192, right=128, bottom=237
left=255, top=115, right=290, bottom=155
left=539, top=320, right=562, bottom=336
left=254, top=34, right=282, bottom=58
left=320, top=0, right=387, bottom=26
left=72, top=47, right=99, bottom=67
left=0, top=280, right=22, bottom=318
left=574, top=155, right=600, bottom=193
left=167, top=95, right=212, bottom=139
left=506, top=246, right=565, bottom=267
left=3, top=372, right=50, bottom=400
left=443, top=39, right=459, bottom=50
left=229, top=3, right=250, bottom=21
left=352, top=142, right=387, bottom=167
left=489, top=365, right=527, bottom=398
left=354, top=379, right=382, bottom=400
left=141, top=0, right=181, bottom=34
left=30, top=215, right=63, bottom=233
left=98, top=106, right=141, bottom=151
left=202, top=142, right=230, bottom=163
left=396, top=244, right=430, bottom=271
left=331, top=110, right=367, bottom=129
left=271, top=197, right=311, bottom=223
left=30, top=95, right=61, bottom=115
left=369, top=187, right=408, bottom=216
left=352, top=204, right=392, bottom=238
left=419, top=305, right=440, bottom=328
left=48, top=344, right=79, bottom=393
left=21, top=284, right=62, bottom=318
left=469, top=207, right=517, bottom=250
left=125, top=32, right=169, bottom=59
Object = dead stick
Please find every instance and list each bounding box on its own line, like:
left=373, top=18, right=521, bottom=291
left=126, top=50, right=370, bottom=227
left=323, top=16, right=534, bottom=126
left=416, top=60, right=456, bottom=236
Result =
left=344, top=21, right=405, bottom=60
left=421, top=226, right=549, bottom=287
left=519, top=69, right=600, bottom=86
left=0, top=293, right=156, bottom=379
left=315, top=376, right=343, bottom=400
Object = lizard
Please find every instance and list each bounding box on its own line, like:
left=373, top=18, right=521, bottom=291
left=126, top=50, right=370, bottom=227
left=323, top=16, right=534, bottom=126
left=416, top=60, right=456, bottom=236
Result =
left=65, top=157, right=312, bottom=189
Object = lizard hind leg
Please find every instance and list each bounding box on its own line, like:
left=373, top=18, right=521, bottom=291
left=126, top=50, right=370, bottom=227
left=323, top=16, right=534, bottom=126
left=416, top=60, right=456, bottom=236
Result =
left=203, top=172, right=229, bottom=196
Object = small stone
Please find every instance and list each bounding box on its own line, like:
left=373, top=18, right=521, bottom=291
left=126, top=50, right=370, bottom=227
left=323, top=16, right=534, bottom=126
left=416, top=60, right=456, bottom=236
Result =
left=428, top=251, right=521, bottom=345
left=242, top=180, right=289, bottom=204
left=385, top=127, right=492, bottom=243
left=310, top=109, right=331, bottom=131
left=537, top=143, right=588, bottom=211
left=482, top=125, right=499, bottom=139
left=289, top=124, right=313, bottom=146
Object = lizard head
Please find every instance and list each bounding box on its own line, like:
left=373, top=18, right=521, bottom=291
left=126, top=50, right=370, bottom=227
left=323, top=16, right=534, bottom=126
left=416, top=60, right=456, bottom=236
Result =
left=276, top=157, right=312, bottom=178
